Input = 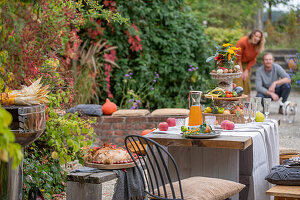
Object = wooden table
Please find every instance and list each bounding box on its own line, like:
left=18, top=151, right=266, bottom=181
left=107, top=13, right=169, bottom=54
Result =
left=146, top=133, right=252, bottom=150
left=266, top=185, right=300, bottom=199
left=146, top=133, right=253, bottom=200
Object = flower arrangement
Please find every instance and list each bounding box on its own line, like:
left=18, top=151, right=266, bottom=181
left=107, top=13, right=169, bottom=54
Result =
left=206, top=43, right=241, bottom=73
left=288, top=53, right=300, bottom=89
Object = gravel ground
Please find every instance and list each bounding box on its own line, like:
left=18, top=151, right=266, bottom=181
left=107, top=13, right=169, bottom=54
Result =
left=258, top=89, right=300, bottom=152
left=102, top=179, right=117, bottom=200
left=95, top=89, right=300, bottom=200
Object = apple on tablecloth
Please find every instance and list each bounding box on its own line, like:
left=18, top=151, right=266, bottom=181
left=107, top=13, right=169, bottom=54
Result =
left=166, top=118, right=176, bottom=127
left=159, top=122, right=169, bottom=131
left=221, top=120, right=235, bottom=130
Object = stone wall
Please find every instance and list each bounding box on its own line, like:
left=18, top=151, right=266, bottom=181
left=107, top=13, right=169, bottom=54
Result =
left=93, top=115, right=187, bottom=146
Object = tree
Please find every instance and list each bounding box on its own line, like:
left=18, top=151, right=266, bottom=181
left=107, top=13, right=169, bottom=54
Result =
left=264, top=0, right=291, bottom=22
left=185, top=0, right=262, bottom=29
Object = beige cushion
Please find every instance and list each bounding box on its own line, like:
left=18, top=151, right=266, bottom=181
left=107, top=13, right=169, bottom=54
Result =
left=152, top=176, right=245, bottom=200
left=279, top=147, right=300, bottom=155
left=112, top=109, right=150, bottom=117
left=151, top=108, right=189, bottom=116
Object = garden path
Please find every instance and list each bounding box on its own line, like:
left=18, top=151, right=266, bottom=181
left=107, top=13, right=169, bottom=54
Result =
left=251, top=88, right=300, bottom=152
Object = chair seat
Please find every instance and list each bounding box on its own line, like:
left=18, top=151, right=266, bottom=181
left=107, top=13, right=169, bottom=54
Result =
left=153, top=176, right=245, bottom=200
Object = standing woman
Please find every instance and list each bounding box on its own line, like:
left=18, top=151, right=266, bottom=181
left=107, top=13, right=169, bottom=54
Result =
left=233, top=29, right=265, bottom=100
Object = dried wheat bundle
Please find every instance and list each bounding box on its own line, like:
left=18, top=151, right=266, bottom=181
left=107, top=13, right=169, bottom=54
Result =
left=0, top=78, right=49, bottom=105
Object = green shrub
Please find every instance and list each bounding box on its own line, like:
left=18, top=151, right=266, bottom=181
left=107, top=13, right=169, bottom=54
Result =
left=204, top=27, right=247, bottom=46
left=23, top=148, right=66, bottom=200
left=264, top=9, right=300, bottom=50
left=80, top=0, right=213, bottom=109
left=184, top=0, right=261, bottom=28
left=23, top=90, right=96, bottom=199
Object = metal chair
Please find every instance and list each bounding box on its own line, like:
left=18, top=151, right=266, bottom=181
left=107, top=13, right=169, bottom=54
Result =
left=125, top=135, right=245, bottom=200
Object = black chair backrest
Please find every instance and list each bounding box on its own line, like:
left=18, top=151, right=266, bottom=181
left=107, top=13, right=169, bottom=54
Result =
left=125, top=135, right=184, bottom=200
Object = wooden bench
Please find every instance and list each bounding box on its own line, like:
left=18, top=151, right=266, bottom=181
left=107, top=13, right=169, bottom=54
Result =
left=66, top=170, right=117, bottom=200
left=266, top=185, right=300, bottom=200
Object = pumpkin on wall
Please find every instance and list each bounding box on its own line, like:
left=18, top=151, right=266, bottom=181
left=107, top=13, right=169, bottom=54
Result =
left=102, top=99, right=118, bottom=115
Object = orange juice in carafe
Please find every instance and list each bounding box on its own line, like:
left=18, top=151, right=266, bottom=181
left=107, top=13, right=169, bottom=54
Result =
left=188, top=91, right=203, bottom=126
left=188, top=105, right=203, bottom=126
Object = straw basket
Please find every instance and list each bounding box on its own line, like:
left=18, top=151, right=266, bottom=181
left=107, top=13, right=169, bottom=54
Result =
left=203, top=113, right=245, bottom=124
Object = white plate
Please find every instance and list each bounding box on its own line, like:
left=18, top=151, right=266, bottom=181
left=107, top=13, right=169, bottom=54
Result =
left=152, top=126, right=182, bottom=134
left=185, top=132, right=221, bottom=139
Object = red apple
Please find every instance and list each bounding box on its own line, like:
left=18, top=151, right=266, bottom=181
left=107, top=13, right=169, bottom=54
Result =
left=232, top=107, right=243, bottom=115
left=224, top=121, right=235, bottom=130
left=233, top=83, right=237, bottom=89
left=221, top=120, right=230, bottom=129
left=166, top=118, right=176, bottom=127
left=159, top=122, right=169, bottom=131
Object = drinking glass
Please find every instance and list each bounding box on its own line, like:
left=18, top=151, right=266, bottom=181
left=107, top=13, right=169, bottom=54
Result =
left=263, top=98, right=271, bottom=119
left=254, top=97, right=262, bottom=112
left=249, top=102, right=256, bottom=123
left=175, top=118, right=186, bottom=128
left=205, top=116, right=216, bottom=130
left=243, top=102, right=250, bottom=124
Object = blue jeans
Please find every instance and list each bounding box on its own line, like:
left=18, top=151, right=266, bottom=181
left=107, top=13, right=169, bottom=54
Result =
left=256, top=83, right=291, bottom=106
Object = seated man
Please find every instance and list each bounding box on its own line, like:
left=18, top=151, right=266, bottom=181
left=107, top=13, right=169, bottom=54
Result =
left=256, top=53, right=291, bottom=114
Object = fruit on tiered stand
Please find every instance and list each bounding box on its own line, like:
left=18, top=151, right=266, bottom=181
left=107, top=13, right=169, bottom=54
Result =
left=204, top=43, right=247, bottom=123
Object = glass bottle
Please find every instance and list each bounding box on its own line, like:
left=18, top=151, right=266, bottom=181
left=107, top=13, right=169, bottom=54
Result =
left=188, top=91, right=203, bottom=126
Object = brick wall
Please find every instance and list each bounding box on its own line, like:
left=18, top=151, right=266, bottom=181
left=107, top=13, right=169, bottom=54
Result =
left=92, top=115, right=187, bottom=146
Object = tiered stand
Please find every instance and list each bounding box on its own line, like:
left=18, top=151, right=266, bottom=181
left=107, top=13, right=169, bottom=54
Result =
left=204, top=72, right=247, bottom=124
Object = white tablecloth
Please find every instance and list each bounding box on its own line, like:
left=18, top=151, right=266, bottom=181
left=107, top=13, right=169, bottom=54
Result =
left=220, top=119, right=279, bottom=200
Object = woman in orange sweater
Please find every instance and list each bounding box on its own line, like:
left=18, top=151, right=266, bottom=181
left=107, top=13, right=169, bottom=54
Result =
left=234, top=29, right=265, bottom=100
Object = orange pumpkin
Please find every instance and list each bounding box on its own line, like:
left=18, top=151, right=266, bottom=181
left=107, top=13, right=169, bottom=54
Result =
left=102, top=99, right=118, bottom=115
left=141, top=128, right=155, bottom=136
left=127, top=141, right=147, bottom=155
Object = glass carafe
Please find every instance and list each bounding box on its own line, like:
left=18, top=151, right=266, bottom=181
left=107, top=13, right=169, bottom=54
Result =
left=188, top=91, right=203, bottom=126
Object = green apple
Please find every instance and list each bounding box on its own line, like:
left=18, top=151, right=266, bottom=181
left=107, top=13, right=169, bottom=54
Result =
left=218, top=107, right=225, bottom=114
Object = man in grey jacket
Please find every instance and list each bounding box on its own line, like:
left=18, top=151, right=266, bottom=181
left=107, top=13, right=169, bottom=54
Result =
left=256, top=53, right=291, bottom=114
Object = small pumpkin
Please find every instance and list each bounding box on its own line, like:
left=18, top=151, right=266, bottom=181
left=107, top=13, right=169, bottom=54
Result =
left=102, top=99, right=117, bottom=115
left=127, top=141, right=147, bottom=155
left=141, top=128, right=156, bottom=136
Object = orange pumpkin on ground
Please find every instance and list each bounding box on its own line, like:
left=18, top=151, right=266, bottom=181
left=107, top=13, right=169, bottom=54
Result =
left=102, top=99, right=117, bottom=115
